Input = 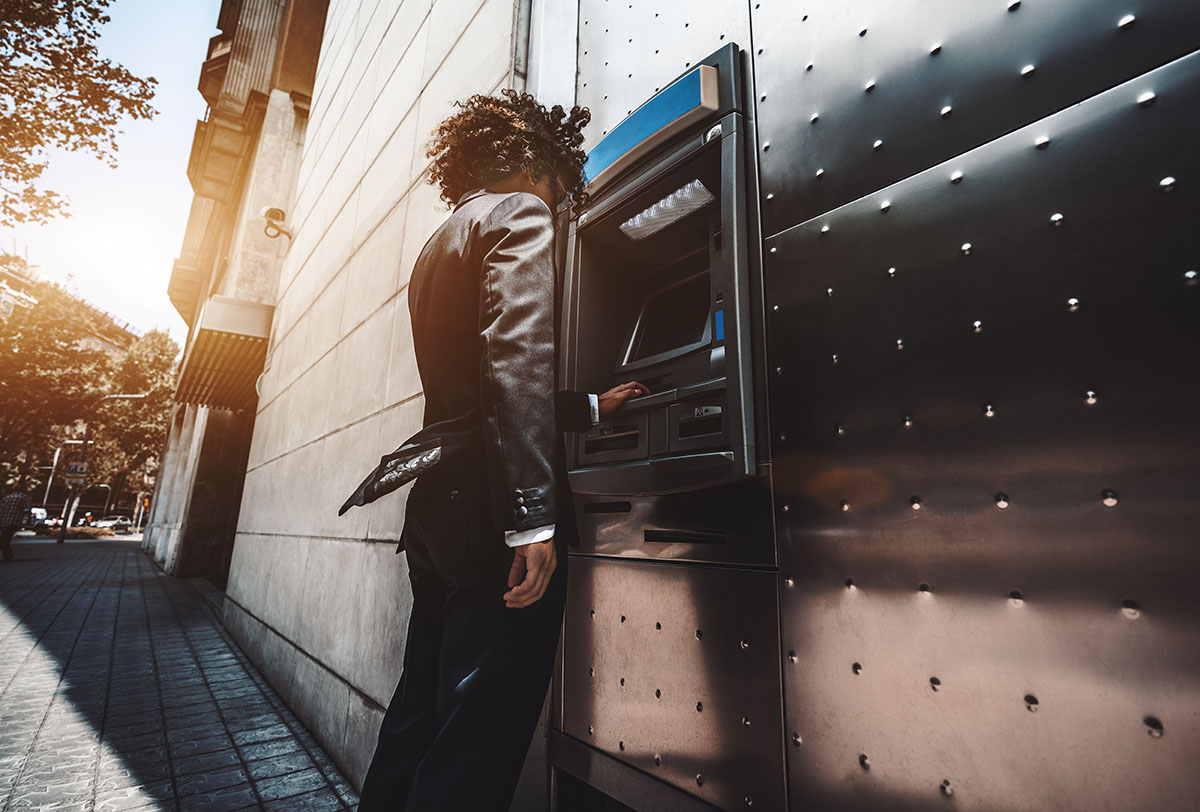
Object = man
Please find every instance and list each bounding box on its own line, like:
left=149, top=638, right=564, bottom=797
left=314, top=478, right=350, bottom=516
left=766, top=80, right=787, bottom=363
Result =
left=357, top=89, right=646, bottom=810
left=1, top=486, right=32, bottom=562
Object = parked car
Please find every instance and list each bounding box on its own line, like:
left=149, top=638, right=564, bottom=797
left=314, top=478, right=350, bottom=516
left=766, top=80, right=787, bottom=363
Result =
left=94, top=516, right=133, bottom=532
left=33, top=516, right=63, bottom=534
left=24, top=507, right=47, bottom=529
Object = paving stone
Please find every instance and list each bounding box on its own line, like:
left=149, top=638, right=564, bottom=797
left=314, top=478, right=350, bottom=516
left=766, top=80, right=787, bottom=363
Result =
left=0, top=540, right=358, bottom=811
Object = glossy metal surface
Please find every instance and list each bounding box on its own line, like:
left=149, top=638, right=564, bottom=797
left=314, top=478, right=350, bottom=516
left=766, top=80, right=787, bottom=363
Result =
left=561, top=557, right=785, bottom=811
left=576, top=1, right=750, bottom=152
left=766, top=51, right=1200, bottom=811
left=751, top=0, right=1200, bottom=236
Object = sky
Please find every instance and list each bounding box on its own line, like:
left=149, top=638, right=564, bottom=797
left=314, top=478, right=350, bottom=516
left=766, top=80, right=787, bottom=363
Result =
left=8, top=0, right=223, bottom=346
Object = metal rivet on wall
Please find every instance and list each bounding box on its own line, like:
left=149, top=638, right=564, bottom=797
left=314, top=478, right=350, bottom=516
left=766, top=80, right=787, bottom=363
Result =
left=961, top=242, right=972, bottom=255
left=815, top=168, right=825, bottom=177
left=973, top=320, right=983, bottom=333
left=826, top=287, right=834, bottom=297
left=859, top=27, right=867, bottom=36
left=1184, top=270, right=1197, bottom=286
left=1101, top=489, right=1119, bottom=507
left=1122, top=599, right=1140, bottom=619
left=811, top=112, right=819, bottom=123
left=984, top=403, right=996, bottom=418
left=840, top=499, right=851, bottom=511
left=1067, top=297, right=1081, bottom=312
left=655, top=754, right=662, bottom=766
left=903, top=414, right=914, bottom=428
left=896, top=338, right=904, bottom=350
left=821, top=225, right=830, bottom=234
left=740, top=639, right=751, bottom=650
left=846, top=578, right=856, bottom=589
left=880, top=200, right=891, bottom=212
left=865, top=80, right=876, bottom=92
left=793, top=732, right=803, bottom=747
left=1160, top=176, right=1176, bottom=192
left=852, top=662, right=863, bottom=675
left=1035, top=135, right=1051, bottom=149
left=1024, top=694, right=1039, bottom=712
left=1145, top=716, right=1164, bottom=738
left=910, top=495, right=922, bottom=510
left=950, top=170, right=964, bottom=183
left=769, top=246, right=777, bottom=253
left=1021, top=64, right=1036, bottom=77
left=832, top=353, right=839, bottom=364
left=919, top=582, right=932, bottom=593
left=788, top=650, right=797, bottom=662
left=1118, top=14, right=1136, bottom=29
left=1007, top=0, right=1021, bottom=11
left=766, top=193, right=775, bottom=201
left=806, top=62, right=814, bottom=72
left=1009, top=590, right=1024, bottom=604
left=836, top=423, right=846, bottom=436
left=873, top=139, right=884, bottom=150
left=1050, top=212, right=1064, bottom=227
left=930, top=43, right=942, bottom=56
left=941, top=105, right=953, bottom=118
left=696, top=701, right=703, bottom=712
left=888, top=266, right=897, bottom=278
left=941, top=780, right=954, bottom=797
left=1138, top=91, right=1156, bottom=107
left=696, top=774, right=704, bottom=787
left=996, top=493, right=1010, bottom=509
left=859, top=754, right=871, bottom=770
left=930, top=676, right=941, bottom=691
left=1084, top=390, right=1098, bottom=405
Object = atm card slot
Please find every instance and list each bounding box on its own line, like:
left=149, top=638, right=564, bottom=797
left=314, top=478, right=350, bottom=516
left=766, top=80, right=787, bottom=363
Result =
left=583, top=501, right=632, bottom=514
left=678, top=409, right=722, bottom=438
left=644, top=528, right=727, bottom=544
left=584, top=425, right=640, bottom=454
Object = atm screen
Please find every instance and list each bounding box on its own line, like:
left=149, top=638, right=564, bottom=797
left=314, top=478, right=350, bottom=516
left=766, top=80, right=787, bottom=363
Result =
left=626, top=271, right=711, bottom=364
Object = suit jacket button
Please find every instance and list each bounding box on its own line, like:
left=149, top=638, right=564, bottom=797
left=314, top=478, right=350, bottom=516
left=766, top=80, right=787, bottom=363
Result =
left=517, top=506, right=528, bottom=517
left=515, top=496, right=525, bottom=505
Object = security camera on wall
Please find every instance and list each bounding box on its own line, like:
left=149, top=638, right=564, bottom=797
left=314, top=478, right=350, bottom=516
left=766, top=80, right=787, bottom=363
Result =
left=260, top=206, right=293, bottom=239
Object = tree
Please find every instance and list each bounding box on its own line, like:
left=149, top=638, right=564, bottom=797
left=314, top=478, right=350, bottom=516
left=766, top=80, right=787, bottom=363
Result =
left=0, top=278, right=113, bottom=485
left=0, top=0, right=157, bottom=226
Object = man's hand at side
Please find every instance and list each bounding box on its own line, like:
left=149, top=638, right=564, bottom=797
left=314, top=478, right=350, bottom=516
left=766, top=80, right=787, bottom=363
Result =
left=504, top=537, right=557, bottom=608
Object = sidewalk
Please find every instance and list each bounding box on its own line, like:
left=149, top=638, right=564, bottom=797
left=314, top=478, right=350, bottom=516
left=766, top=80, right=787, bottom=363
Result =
left=0, top=538, right=360, bottom=811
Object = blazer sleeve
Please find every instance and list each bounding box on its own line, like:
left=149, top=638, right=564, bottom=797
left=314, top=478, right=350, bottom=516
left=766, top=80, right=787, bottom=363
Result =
left=478, top=192, right=560, bottom=533
left=555, top=389, right=594, bottom=433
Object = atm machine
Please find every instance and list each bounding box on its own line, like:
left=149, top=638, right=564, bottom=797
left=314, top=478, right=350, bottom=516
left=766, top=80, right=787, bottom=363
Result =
left=549, top=44, right=784, bottom=811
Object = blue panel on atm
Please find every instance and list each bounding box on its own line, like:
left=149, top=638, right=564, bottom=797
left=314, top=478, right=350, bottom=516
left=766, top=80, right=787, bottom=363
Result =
left=714, top=309, right=725, bottom=342
left=584, top=68, right=707, bottom=185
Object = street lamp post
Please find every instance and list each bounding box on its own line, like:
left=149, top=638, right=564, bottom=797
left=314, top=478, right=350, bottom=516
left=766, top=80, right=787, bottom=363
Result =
left=56, top=393, right=147, bottom=544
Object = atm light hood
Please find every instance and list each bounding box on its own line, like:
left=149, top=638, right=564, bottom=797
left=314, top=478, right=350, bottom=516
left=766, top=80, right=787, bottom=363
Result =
left=618, top=179, right=715, bottom=241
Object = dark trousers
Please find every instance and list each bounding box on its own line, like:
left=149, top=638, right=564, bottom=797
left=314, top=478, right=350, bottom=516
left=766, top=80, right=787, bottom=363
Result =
left=357, top=462, right=567, bottom=812
left=1, top=525, right=17, bottom=561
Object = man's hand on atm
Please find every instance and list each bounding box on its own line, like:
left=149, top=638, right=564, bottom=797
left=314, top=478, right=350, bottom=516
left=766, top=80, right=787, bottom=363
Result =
left=598, top=381, right=650, bottom=417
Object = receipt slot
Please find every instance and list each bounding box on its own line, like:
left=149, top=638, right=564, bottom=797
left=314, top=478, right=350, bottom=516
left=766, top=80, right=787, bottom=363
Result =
left=561, top=44, right=771, bottom=565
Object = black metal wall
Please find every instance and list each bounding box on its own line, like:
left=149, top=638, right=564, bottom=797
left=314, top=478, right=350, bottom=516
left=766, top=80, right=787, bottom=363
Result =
left=755, top=1, right=1200, bottom=809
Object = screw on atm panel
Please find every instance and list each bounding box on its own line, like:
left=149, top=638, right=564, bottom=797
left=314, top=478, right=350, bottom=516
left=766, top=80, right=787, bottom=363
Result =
left=745, top=796, right=754, bottom=807
left=973, top=320, right=983, bottom=333
left=821, top=224, right=831, bottom=234
left=793, top=732, right=803, bottom=747
left=941, top=105, right=953, bottom=118
left=654, top=754, right=662, bottom=766
left=1024, top=694, right=1039, bottom=712
left=1184, top=270, right=1198, bottom=286
left=896, top=338, right=904, bottom=350
left=836, top=423, right=846, bottom=436
left=1067, top=297, right=1081, bottom=312
left=859, top=754, right=871, bottom=770
left=826, top=287, right=834, bottom=297
left=1021, top=64, right=1036, bottom=77
left=815, top=168, right=825, bottom=178
left=1009, top=589, right=1023, bottom=604
left=1102, top=489, right=1119, bottom=507
left=1118, top=14, right=1136, bottom=29
left=887, top=266, right=897, bottom=278
left=840, top=499, right=851, bottom=511
left=788, top=650, right=797, bottom=662
left=984, top=403, right=996, bottom=418
left=930, top=43, right=942, bottom=56
left=1137, top=91, right=1156, bottom=107
left=941, top=780, right=954, bottom=797
left=902, top=414, right=914, bottom=428
left=880, top=200, right=891, bottom=212
left=1084, top=390, right=1098, bottom=405
left=696, top=774, right=704, bottom=787
left=930, top=677, right=941, bottom=692
left=919, top=583, right=932, bottom=594
left=873, top=139, right=884, bottom=151
left=950, top=170, right=964, bottom=184
left=961, top=242, right=972, bottom=255
left=1122, top=599, right=1140, bottom=619
left=852, top=662, right=863, bottom=675
left=1035, top=135, right=1051, bottom=149
left=1145, top=716, right=1164, bottom=738
left=811, top=112, right=819, bottom=123
left=865, top=80, right=876, bottom=92
left=740, top=639, right=750, bottom=650
left=769, top=246, right=777, bottom=253
left=1050, top=212, right=1064, bottom=227
left=910, top=495, right=922, bottom=510
left=1160, top=176, right=1176, bottom=192
left=1007, top=0, right=1021, bottom=10
left=832, top=354, right=839, bottom=364
left=995, top=493, right=1010, bottom=509
left=806, top=62, right=814, bottom=72
left=696, top=701, right=703, bottom=712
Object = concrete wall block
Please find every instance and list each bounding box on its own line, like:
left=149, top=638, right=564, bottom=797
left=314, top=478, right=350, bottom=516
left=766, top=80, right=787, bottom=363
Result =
left=384, top=287, right=421, bottom=406
left=355, top=113, right=419, bottom=248
left=364, top=396, right=424, bottom=542
left=305, top=265, right=348, bottom=363
left=365, top=20, right=430, bottom=160
left=341, top=197, right=407, bottom=339
left=222, top=601, right=356, bottom=785
left=422, top=0, right=491, bottom=84
left=397, top=180, right=446, bottom=287
left=314, top=413, right=381, bottom=540
left=327, top=306, right=393, bottom=434
left=273, top=310, right=311, bottom=394
left=314, top=187, right=363, bottom=295
left=341, top=692, right=385, bottom=789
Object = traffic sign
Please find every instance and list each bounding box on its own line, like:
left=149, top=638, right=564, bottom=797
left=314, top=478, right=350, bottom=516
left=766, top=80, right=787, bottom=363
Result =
left=65, top=461, right=87, bottom=486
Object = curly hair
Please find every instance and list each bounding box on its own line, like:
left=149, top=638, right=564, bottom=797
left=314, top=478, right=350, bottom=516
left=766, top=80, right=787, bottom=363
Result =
left=425, top=88, right=592, bottom=212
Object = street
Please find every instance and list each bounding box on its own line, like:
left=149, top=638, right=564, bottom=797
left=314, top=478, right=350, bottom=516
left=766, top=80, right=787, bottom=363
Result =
left=0, top=536, right=360, bottom=811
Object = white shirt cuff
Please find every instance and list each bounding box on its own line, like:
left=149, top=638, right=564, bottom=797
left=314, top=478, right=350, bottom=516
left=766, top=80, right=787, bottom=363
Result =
left=588, top=393, right=600, bottom=425
left=505, top=523, right=555, bottom=548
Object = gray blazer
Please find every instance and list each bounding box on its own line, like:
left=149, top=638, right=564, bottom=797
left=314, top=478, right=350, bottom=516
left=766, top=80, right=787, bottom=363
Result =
left=407, top=187, right=590, bottom=537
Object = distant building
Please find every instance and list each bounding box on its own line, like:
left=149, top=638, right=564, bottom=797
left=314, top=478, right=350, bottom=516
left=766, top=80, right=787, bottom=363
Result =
left=0, top=255, right=38, bottom=318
